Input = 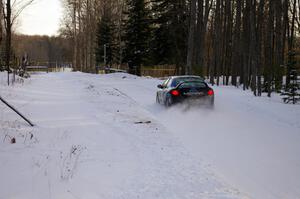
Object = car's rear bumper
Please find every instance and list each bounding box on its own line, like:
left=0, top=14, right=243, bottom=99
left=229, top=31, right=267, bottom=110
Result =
left=172, top=96, right=214, bottom=106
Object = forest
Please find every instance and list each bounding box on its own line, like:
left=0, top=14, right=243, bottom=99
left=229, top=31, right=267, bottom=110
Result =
left=0, top=0, right=300, bottom=98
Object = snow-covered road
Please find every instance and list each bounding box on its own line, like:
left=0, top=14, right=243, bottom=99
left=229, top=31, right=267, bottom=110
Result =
left=1, top=72, right=300, bottom=199
left=1, top=72, right=244, bottom=199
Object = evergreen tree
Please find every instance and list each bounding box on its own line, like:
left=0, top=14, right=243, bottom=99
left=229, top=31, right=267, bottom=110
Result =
left=281, top=51, right=300, bottom=104
left=123, top=0, right=151, bottom=76
left=151, top=0, right=188, bottom=68
left=95, top=12, right=115, bottom=67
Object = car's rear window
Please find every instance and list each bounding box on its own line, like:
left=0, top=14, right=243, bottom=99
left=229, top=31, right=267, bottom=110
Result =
left=171, top=77, right=204, bottom=87
left=178, top=81, right=207, bottom=89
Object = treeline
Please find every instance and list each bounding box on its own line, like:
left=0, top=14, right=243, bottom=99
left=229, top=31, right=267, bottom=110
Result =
left=60, top=0, right=187, bottom=73
left=12, top=35, right=73, bottom=65
left=201, top=0, right=300, bottom=97
left=61, top=0, right=300, bottom=96
left=0, top=0, right=299, bottom=97
left=0, top=33, right=72, bottom=70
left=60, top=0, right=124, bottom=72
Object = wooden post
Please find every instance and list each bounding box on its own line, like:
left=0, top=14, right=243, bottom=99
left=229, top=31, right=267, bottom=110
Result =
left=0, top=95, right=34, bottom=127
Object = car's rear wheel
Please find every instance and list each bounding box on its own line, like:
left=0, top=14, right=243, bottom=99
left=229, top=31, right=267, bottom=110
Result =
left=210, top=98, right=215, bottom=109
left=165, top=96, right=173, bottom=107
left=156, top=94, right=160, bottom=104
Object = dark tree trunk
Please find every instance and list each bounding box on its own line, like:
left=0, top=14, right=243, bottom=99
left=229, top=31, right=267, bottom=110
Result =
left=242, top=0, right=250, bottom=90
left=195, top=0, right=211, bottom=75
left=232, top=0, right=242, bottom=87
left=212, top=0, right=222, bottom=86
left=249, top=0, right=257, bottom=96
left=274, top=0, right=284, bottom=91
left=186, top=0, right=197, bottom=75
left=265, top=0, right=274, bottom=97
left=256, top=0, right=265, bottom=96
left=5, top=0, right=12, bottom=86
left=224, top=0, right=232, bottom=86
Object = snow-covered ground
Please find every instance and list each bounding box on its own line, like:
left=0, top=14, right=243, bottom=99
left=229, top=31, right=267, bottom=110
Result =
left=1, top=72, right=299, bottom=199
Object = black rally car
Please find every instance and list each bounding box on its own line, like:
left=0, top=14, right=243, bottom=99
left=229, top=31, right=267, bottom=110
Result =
left=156, top=76, right=214, bottom=107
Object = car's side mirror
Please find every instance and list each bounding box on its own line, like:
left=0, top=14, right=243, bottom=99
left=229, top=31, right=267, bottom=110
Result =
left=157, top=84, right=163, bottom=89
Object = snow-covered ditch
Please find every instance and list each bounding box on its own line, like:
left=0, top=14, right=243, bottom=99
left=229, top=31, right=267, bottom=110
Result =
left=1, top=71, right=299, bottom=199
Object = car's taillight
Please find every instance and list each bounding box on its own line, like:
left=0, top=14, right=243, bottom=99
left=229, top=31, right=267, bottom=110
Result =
left=208, top=89, right=214, bottom=96
left=170, top=90, right=180, bottom=96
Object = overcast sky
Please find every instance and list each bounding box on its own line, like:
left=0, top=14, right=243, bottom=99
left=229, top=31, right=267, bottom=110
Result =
left=18, top=0, right=63, bottom=36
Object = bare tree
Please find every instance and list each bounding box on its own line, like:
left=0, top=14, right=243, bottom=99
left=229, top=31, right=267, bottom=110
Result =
left=0, top=1, right=3, bottom=71
left=2, top=0, right=35, bottom=85
left=60, top=0, right=125, bottom=73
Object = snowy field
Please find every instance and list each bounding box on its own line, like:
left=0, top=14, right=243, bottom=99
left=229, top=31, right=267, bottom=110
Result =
left=0, top=72, right=299, bottom=199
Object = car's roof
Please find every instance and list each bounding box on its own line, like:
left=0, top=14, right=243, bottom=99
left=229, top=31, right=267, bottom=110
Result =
left=169, top=75, right=204, bottom=80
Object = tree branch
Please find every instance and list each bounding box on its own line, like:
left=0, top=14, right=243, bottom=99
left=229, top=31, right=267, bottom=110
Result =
left=11, top=0, right=35, bottom=25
